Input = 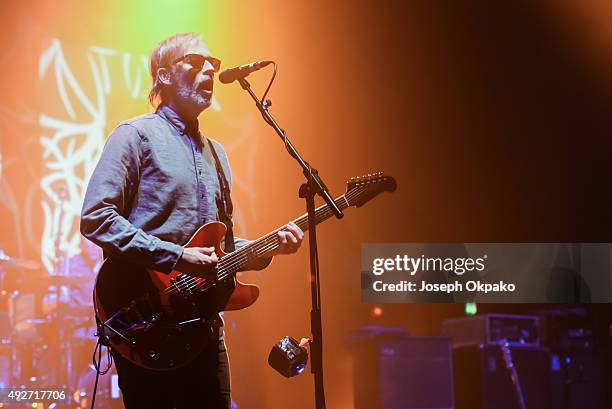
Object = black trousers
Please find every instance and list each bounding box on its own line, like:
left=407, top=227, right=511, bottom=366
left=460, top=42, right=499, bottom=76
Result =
left=112, top=329, right=231, bottom=409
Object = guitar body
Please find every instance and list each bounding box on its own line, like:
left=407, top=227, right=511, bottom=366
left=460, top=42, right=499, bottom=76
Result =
left=93, top=222, right=260, bottom=371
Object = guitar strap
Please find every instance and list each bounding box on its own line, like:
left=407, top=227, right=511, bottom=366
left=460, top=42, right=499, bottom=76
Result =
left=206, top=138, right=235, bottom=253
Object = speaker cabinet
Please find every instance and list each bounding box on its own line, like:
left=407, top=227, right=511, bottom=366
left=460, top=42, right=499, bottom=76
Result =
left=352, top=335, right=454, bottom=409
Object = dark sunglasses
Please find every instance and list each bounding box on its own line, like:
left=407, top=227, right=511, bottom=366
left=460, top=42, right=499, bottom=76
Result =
left=171, top=53, right=221, bottom=73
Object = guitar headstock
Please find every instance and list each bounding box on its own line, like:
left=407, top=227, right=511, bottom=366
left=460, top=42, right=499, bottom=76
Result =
left=345, top=172, right=397, bottom=207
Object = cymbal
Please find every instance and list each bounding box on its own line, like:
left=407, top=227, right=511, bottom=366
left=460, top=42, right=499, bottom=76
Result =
left=19, top=274, right=94, bottom=289
left=0, top=252, right=42, bottom=271
left=40, top=275, right=92, bottom=286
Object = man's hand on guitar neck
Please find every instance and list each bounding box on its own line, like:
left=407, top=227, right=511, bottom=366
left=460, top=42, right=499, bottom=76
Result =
left=270, top=222, right=304, bottom=256
left=175, top=246, right=219, bottom=279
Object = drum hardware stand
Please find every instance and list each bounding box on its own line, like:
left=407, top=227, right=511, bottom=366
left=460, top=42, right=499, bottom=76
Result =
left=498, top=339, right=527, bottom=409
left=48, top=186, right=75, bottom=389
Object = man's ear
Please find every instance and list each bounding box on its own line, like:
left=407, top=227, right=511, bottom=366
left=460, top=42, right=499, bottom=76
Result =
left=157, top=67, right=172, bottom=86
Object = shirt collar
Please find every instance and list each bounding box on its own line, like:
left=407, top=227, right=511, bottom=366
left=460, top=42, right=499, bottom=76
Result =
left=156, top=104, right=199, bottom=136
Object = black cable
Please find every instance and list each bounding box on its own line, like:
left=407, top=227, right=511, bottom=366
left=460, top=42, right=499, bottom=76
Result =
left=90, top=339, right=113, bottom=409
left=260, top=61, right=277, bottom=105
left=259, top=63, right=297, bottom=161
left=254, top=62, right=297, bottom=162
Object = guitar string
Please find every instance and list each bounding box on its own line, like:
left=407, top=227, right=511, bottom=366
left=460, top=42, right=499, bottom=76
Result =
left=167, top=237, right=282, bottom=295
left=162, top=184, right=372, bottom=295
left=164, top=187, right=365, bottom=295
left=161, top=214, right=302, bottom=295
left=211, top=184, right=375, bottom=293
left=163, top=220, right=306, bottom=295
left=175, top=235, right=300, bottom=294
left=214, top=184, right=371, bottom=275
left=162, top=196, right=347, bottom=295
left=163, top=213, right=325, bottom=296
left=170, top=239, right=283, bottom=295
left=162, top=185, right=370, bottom=296
left=163, top=192, right=357, bottom=296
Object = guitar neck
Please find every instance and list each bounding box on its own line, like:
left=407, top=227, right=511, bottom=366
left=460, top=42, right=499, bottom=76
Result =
left=292, top=195, right=350, bottom=233
left=218, top=195, right=351, bottom=277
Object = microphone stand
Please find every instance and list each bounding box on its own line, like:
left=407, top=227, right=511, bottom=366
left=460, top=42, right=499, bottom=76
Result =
left=237, top=76, right=343, bottom=409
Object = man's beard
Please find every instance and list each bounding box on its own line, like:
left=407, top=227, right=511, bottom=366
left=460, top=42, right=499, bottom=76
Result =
left=176, top=83, right=211, bottom=110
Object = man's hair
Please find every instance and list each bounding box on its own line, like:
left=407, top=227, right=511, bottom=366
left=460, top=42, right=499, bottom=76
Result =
left=148, top=32, right=204, bottom=107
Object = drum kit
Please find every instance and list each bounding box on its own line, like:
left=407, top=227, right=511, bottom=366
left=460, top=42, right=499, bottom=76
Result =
left=0, top=248, right=121, bottom=408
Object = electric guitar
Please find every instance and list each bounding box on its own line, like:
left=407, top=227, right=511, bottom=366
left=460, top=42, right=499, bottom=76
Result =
left=94, top=172, right=396, bottom=370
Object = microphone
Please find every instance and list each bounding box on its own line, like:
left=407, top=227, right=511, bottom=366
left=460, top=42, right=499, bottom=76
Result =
left=219, top=61, right=273, bottom=84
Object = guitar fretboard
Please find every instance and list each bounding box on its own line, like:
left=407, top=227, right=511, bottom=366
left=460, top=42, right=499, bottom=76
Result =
left=216, top=194, right=351, bottom=279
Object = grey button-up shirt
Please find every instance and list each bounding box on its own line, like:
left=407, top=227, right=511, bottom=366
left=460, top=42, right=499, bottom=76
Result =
left=80, top=104, right=256, bottom=273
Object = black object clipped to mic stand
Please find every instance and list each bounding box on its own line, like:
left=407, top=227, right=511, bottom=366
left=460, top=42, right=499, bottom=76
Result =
left=235, top=64, right=342, bottom=409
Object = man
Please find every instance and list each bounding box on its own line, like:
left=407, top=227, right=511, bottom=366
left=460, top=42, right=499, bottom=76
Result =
left=80, top=32, right=303, bottom=408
